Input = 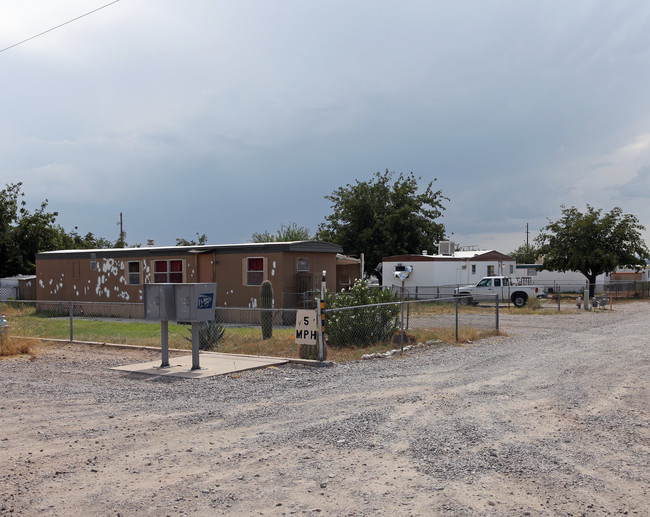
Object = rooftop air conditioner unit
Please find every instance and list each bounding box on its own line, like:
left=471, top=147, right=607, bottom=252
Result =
left=438, top=241, right=455, bottom=256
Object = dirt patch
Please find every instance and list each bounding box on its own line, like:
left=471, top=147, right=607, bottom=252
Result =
left=1, top=304, right=649, bottom=515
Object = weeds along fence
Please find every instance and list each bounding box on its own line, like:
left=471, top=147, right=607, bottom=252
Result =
left=1, top=297, right=499, bottom=362
left=322, top=295, right=499, bottom=361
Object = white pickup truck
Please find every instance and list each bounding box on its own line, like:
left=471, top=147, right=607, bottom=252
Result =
left=454, top=276, right=546, bottom=307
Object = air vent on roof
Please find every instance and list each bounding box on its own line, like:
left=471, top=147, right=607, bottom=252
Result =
left=438, top=241, right=455, bottom=256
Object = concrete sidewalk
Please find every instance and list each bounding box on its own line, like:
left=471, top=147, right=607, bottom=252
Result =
left=111, top=352, right=289, bottom=379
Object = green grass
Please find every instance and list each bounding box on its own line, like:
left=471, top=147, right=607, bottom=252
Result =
left=2, top=304, right=496, bottom=362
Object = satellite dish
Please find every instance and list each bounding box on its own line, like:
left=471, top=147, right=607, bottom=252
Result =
left=393, top=264, right=413, bottom=282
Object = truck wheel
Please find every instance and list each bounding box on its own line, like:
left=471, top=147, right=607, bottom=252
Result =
left=458, top=295, right=472, bottom=306
left=512, top=292, right=527, bottom=308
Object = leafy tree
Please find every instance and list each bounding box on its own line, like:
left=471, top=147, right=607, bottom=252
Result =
left=251, top=222, right=312, bottom=243
left=176, top=233, right=208, bottom=246
left=62, top=228, right=114, bottom=249
left=0, top=184, right=24, bottom=276
left=0, top=183, right=66, bottom=276
left=0, top=182, right=114, bottom=276
left=317, top=170, right=448, bottom=280
left=536, top=205, right=649, bottom=297
left=510, top=244, right=540, bottom=264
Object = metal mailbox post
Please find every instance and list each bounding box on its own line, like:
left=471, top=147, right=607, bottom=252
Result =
left=144, top=283, right=217, bottom=370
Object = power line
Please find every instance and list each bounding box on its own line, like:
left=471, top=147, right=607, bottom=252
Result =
left=0, top=0, right=121, bottom=54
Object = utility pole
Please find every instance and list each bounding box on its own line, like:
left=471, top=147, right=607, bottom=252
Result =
left=526, top=223, right=530, bottom=248
left=117, top=212, right=126, bottom=247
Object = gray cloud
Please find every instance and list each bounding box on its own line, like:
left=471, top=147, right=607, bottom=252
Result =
left=2, top=0, right=650, bottom=251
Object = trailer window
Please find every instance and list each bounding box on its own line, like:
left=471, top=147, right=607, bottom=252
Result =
left=153, top=260, right=183, bottom=283
left=246, top=257, right=265, bottom=286
left=128, top=261, right=141, bottom=285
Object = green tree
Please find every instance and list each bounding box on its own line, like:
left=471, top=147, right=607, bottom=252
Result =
left=251, top=222, right=312, bottom=243
left=510, top=244, right=540, bottom=264
left=62, top=228, right=114, bottom=249
left=317, top=170, right=448, bottom=279
left=0, top=183, right=114, bottom=276
left=176, top=233, right=208, bottom=246
left=536, top=205, right=649, bottom=297
left=0, top=183, right=67, bottom=276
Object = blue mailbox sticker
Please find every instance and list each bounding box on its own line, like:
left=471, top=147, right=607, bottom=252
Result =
left=197, top=293, right=214, bottom=310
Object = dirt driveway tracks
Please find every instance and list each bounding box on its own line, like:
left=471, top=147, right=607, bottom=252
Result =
left=1, top=302, right=648, bottom=516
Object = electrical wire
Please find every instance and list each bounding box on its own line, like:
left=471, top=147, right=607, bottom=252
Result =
left=0, top=0, right=121, bottom=54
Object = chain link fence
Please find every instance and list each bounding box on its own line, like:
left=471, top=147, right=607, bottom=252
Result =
left=1, top=296, right=501, bottom=363
left=391, top=280, right=649, bottom=312
left=322, top=295, right=499, bottom=362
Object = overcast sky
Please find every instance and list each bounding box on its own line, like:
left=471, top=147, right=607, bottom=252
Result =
left=2, top=0, right=650, bottom=257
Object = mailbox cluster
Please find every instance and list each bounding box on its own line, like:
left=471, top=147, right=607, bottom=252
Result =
left=143, top=283, right=217, bottom=370
left=144, top=283, right=216, bottom=322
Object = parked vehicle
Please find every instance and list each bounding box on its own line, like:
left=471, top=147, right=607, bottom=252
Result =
left=454, top=276, right=546, bottom=307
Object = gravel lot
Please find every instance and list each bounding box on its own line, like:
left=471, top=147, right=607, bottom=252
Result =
left=1, top=302, right=649, bottom=516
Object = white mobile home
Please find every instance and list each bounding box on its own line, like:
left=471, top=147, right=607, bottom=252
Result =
left=515, top=264, right=649, bottom=292
left=382, top=250, right=516, bottom=291
left=515, top=264, right=605, bottom=291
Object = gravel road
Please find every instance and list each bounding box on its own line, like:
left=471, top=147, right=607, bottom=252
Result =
left=1, top=302, right=648, bottom=516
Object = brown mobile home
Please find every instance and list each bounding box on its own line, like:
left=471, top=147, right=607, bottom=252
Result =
left=35, top=241, right=346, bottom=311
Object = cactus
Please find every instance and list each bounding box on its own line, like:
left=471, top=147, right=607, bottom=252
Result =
left=260, top=280, right=273, bottom=339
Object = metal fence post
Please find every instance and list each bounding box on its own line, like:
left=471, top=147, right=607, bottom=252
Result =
left=317, top=270, right=326, bottom=362
left=495, top=294, right=499, bottom=332
left=455, top=297, right=459, bottom=342
left=69, top=301, right=74, bottom=342
left=400, top=300, right=405, bottom=352
left=161, top=320, right=170, bottom=367
left=191, top=322, right=200, bottom=370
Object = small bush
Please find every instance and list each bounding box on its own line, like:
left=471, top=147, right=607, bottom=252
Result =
left=525, top=297, right=542, bottom=310
left=0, top=335, right=33, bottom=357
left=185, top=320, right=225, bottom=351
left=325, top=280, right=400, bottom=348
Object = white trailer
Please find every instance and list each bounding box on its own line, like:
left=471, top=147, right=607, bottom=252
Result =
left=382, top=249, right=516, bottom=292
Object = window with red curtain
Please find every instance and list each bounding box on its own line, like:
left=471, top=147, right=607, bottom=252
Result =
left=153, top=260, right=184, bottom=283
left=247, top=257, right=264, bottom=285
left=169, top=260, right=183, bottom=283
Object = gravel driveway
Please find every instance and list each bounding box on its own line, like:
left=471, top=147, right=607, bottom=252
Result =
left=1, top=302, right=648, bottom=516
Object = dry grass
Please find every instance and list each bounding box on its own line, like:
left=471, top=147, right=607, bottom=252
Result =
left=0, top=335, right=37, bottom=358
left=414, top=326, right=499, bottom=344
left=178, top=325, right=498, bottom=363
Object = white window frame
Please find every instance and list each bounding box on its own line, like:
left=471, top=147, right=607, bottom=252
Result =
left=297, top=257, right=310, bottom=272
left=153, top=259, right=184, bottom=283
left=243, top=257, right=267, bottom=286
left=127, top=261, right=141, bottom=285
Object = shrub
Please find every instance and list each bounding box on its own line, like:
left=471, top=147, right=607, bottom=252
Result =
left=0, top=335, right=33, bottom=357
left=325, top=280, right=400, bottom=348
left=185, top=320, right=225, bottom=351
